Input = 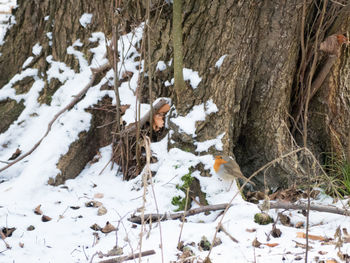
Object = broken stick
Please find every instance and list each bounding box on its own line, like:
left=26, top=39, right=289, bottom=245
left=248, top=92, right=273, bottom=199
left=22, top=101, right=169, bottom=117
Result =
left=98, top=249, right=155, bottom=263
left=128, top=203, right=232, bottom=224
left=266, top=201, right=350, bottom=216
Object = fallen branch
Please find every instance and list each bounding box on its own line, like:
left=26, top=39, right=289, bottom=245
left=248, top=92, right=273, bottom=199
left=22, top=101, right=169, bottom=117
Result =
left=128, top=203, right=231, bottom=224
left=98, top=249, right=155, bottom=263
left=266, top=201, right=350, bottom=216
left=0, top=63, right=110, bottom=174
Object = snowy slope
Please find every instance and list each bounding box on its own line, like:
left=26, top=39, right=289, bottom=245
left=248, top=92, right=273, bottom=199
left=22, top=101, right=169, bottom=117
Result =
left=0, top=3, right=350, bottom=263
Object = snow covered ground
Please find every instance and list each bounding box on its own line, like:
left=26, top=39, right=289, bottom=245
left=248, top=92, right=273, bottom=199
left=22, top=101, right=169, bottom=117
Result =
left=1, top=2, right=350, bottom=263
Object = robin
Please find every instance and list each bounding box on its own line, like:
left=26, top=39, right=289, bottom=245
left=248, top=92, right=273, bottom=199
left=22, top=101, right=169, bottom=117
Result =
left=214, top=155, right=255, bottom=188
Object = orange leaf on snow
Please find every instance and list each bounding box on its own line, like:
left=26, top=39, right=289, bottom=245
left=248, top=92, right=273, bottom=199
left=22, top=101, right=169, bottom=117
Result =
left=297, top=232, right=326, bottom=241
left=265, top=243, right=279, bottom=247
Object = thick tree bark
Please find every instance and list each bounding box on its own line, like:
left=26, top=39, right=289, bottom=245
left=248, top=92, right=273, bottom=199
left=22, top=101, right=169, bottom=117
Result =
left=1, top=0, right=350, bottom=188
left=149, top=0, right=303, bottom=187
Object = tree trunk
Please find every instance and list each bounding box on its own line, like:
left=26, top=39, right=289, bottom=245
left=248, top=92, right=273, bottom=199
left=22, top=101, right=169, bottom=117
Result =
left=0, top=0, right=349, bottom=188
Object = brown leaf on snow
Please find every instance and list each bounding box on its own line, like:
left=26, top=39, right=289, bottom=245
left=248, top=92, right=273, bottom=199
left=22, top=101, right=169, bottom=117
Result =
left=97, top=206, right=107, bottom=216
left=90, top=223, right=102, bottom=231
left=2, top=227, right=16, bottom=237
left=101, top=221, right=116, bottom=233
left=318, top=251, right=328, bottom=255
left=252, top=238, right=262, bottom=248
left=34, top=204, right=43, bottom=215
left=19, top=242, right=24, bottom=248
left=94, top=193, right=104, bottom=199
left=295, top=221, right=304, bottom=229
left=296, top=232, right=327, bottom=241
left=85, top=200, right=103, bottom=208
left=246, top=228, right=256, bottom=233
left=293, top=240, right=312, bottom=249
left=8, top=148, right=21, bottom=160
left=121, top=71, right=133, bottom=82
left=41, top=215, right=52, bottom=222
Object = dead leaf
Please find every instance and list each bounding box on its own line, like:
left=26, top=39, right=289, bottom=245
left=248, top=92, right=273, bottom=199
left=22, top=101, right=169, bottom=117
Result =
left=90, top=223, right=102, bottom=231
left=318, top=251, right=328, bottom=255
left=2, top=227, right=16, bottom=237
left=325, top=259, right=338, bottom=263
left=94, top=193, right=104, bottom=199
left=97, top=206, right=107, bottom=216
left=121, top=71, right=133, bottom=82
left=34, top=204, right=43, bottom=215
left=157, top=104, right=170, bottom=114
left=246, top=228, right=256, bottom=233
left=265, top=243, right=279, bottom=247
left=252, top=238, right=261, bottom=248
left=295, top=221, right=304, bottom=229
left=101, top=221, right=116, bottom=233
left=293, top=240, right=312, bottom=249
left=120, top=104, right=130, bottom=115
left=27, top=225, right=35, bottom=231
left=85, top=200, right=103, bottom=208
left=41, top=215, right=52, bottom=222
left=296, top=232, right=327, bottom=241
left=8, top=148, right=21, bottom=160
left=320, top=34, right=348, bottom=56
left=152, top=113, right=164, bottom=131
left=19, top=242, right=24, bottom=248
left=279, top=212, right=291, bottom=226
left=271, top=226, right=282, bottom=238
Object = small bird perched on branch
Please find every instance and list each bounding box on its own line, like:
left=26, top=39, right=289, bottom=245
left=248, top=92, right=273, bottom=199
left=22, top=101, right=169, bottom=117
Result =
left=214, top=155, right=255, bottom=189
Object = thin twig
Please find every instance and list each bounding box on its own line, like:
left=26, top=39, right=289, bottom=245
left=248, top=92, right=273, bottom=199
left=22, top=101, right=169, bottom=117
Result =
left=177, top=186, right=190, bottom=248
left=144, top=136, right=164, bottom=263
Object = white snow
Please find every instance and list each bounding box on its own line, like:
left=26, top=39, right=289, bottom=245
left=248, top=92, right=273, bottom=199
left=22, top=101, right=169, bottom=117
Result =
left=183, top=68, right=202, bottom=89
left=156, top=60, right=166, bottom=71
left=171, top=100, right=218, bottom=137
left=22, top=56, right=33, bottom=69
left=215, top=54, right=227, bottom=68
left=32, top=42, right=42, bottom=56
left=195, top=132, right=224, bottom=152
left=79, top=13, right=93, bottom=28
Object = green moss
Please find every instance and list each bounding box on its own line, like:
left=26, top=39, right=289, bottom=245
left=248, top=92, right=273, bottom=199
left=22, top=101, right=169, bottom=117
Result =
left=171, top=168, right=194, bottom=211
left=254, top=213, right=273, bottom=225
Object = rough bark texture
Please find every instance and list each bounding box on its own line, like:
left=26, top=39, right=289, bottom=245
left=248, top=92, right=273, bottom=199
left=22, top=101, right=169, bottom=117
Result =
left=308, top=14, right=350, bottom=162
left=1, top=0, right=350, bottom=188
left=149, top=0, right=303, bottom=187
